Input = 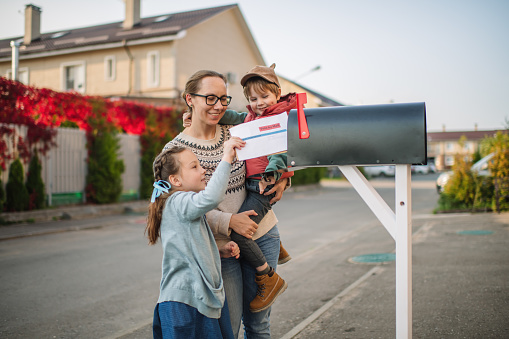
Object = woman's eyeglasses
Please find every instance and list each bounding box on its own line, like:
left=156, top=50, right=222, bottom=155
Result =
left=190, top=93, right=232, bottom=106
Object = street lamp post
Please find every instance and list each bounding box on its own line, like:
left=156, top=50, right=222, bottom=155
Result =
left=294, top=65, right=321, bottom=81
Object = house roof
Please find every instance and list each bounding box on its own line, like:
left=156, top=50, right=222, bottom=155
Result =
left=0, top=4, right=237, bottom=59
left=280, top=76, right=345, bottom=107
left=427, top=130, right=505, bottom=142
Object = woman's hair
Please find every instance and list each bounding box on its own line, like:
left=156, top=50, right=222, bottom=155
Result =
left=243, top=77, right=280, bottom=101
left=145, top=145, right=187, bottom=245
left=182, top=70, right=227, bottom=114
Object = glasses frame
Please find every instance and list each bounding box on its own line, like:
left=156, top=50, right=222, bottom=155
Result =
left=190, top=93, right=232, bottom=106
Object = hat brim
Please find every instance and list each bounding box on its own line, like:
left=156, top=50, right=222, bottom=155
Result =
left=240, top=73, right=280, bottom=87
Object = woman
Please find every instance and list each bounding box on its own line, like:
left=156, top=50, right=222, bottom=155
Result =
left=163, top=70, right=288, bottom=338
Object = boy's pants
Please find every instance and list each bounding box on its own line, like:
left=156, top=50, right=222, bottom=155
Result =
left=230, top=179, right=275, bottom=268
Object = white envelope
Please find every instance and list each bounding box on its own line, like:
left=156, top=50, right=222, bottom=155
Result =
left=229, top=113, right=288, bottom=161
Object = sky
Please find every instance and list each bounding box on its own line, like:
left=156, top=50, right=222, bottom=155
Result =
left=0, top=0, right=508, bottom=132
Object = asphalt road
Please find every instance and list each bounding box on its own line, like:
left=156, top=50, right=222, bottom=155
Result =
left=0, top=174, right=448, bottom=338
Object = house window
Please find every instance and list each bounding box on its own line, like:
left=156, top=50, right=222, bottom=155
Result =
left=446, top=142, right=454, bottom=152
left=61, top=61, right=86, bottom=93
left=463, top=142, right=472, bottom=152
left=104, top=56, right=116, bottom=81
left=445, top=156, right=455, bottom=166
left=147, top=51, right=160, bottom=88
left=6, top=67, right=29, bottom=84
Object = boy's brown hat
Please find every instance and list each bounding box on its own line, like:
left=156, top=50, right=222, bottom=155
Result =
left=240, top=63, right=280, bottom=88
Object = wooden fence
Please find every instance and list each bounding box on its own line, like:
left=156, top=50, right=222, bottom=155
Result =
left=1, top=125, right=140, bottom=206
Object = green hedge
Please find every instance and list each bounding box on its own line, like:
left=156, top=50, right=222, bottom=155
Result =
left=291, top=167, right=327, bottom=186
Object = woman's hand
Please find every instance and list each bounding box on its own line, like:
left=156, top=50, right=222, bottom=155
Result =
left=229, top=210, right=258, bottom=239
left=265, top=177, right=288, bottom=204
left=219, top=241, right=240, bottom=259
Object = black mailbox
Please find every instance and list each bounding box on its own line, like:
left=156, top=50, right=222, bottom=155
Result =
left=287, top=102, right=427, bottom=168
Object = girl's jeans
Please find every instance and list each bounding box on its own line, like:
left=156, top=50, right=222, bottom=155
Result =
left=221, top=225, right=280, bottom=339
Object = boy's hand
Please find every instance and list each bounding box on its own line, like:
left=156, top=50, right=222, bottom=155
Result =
left=258, top=175, right=276, bottom=194
left=222, top=137, right=245, bottom=164
left=183, top=112, right=192, bottom=127
left=219, top=241, right=240, bottom=259
left=265, top=177, right=288, bottom=204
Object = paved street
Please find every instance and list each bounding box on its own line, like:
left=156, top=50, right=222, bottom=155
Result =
left=1, top=173, right=508, bottom=338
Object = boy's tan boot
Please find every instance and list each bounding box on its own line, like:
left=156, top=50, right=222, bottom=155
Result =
left=278, top=242, right=292, bottom=265
left=250, top=269, right=288, bottom=313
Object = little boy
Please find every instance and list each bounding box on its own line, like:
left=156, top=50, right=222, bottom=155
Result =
left=218, top=63, right=296, bottom=312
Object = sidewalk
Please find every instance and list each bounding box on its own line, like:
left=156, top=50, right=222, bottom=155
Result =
left=284, top=211, right=509, bottom=338
left=0, top=199, right=149, bottom=241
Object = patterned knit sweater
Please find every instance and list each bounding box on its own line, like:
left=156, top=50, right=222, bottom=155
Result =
left=164, top=124, right=278, bottom=248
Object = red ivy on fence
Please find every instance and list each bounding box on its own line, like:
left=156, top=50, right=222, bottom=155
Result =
left=0, top=76, right=181, bottom=171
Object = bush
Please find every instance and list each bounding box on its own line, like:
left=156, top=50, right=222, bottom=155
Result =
left=291, top=167, right=327, bottom=186
left=26, top=153, right=46, bottom=209
left=86, top=127, right=125, bottom=204
left=437, top=132, right=509, bottom=213
left=139, top=134, right=167, bottom=199
left=139, top=107, right=183, bottom=199
left=5, top=159, right=29, bottom=211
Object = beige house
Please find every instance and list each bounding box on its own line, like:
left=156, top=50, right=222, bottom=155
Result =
left=427, top=129, right=505, bottom=170
left=0, top=1, right=343, bottom=111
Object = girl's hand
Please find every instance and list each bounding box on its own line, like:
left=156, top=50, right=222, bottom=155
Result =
left=229, top=210, right=258, bottom=239
left=219, top=241, right=240, bottom=259
left=222, top=137, right=245, bottom=164
left=265, top=177, right=288, bottom=204
left=183, top=112, right=192, bottom=127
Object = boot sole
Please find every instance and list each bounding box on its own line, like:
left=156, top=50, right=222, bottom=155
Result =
left=250, top=280, right=288, bottom=313
left=278, top=255, right=292, bottom=265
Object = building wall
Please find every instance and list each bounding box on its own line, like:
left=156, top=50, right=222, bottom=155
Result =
left=175, top=9, right=263, bottom=112
left=429, top=139, right=485, bottom=171
left=279, top=78, right=328, bottom=108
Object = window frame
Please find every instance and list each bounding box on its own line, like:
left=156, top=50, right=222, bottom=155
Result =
left=60, top=60, right=86, bottom=93
left=104, top=55, right=116, bottom=82
left=6, top=67, right=29, bottom=84
left=147, top=50, right=160, bottom=88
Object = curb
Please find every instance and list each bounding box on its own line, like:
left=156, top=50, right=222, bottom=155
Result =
left=0, top=200, right=149, bottom=224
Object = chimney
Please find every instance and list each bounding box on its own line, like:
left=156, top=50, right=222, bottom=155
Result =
left=24, top=4, right=42, bottom=45
left=442, top=124, right=446, bottom=132
left=474, top=123, right=478, bottom=131
left=123, top=0, right=141, bottom=29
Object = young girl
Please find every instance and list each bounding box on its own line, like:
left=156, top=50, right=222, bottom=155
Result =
left=146, top=137, right=245, bottom=339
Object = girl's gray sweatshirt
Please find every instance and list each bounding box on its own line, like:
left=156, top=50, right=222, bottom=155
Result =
left=157, top=160, right=231, bottom=319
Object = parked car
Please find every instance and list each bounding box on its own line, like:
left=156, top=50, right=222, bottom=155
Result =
left=411, top=163, right=437, bottom=174
left=436, top=153, right=494, bottom=193
left=363, top=165, right=395, bottom=177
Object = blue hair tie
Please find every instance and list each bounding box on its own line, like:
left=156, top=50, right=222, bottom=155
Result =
left=151, top=180, right=171, bottom=203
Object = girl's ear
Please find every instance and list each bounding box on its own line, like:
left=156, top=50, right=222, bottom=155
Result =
left=276, top=88, right=282, bottom=101
left=168, top=174, right=181, bottom=187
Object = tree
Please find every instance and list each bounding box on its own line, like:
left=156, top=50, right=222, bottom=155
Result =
left=26, top=153, right=46, bottom=209
left=5, top=159, right=29, bottom=211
